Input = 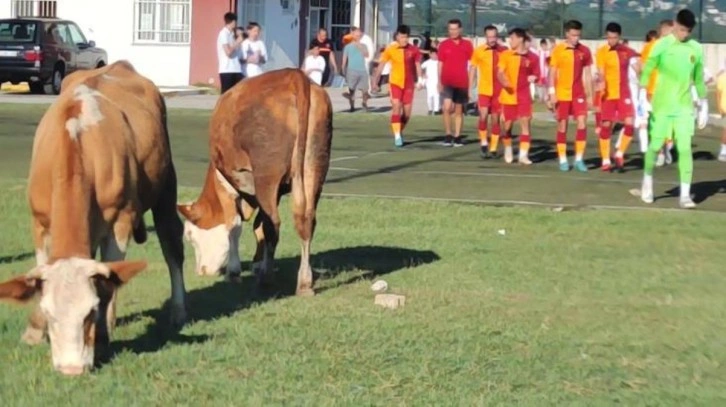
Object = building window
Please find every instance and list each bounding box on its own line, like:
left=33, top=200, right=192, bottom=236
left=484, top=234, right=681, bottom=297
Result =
left=12, top=0, right=57, bottom=17
left=330, top=0, right=351, bottom=50
left=240, top=0, right=265, bottom=27
left=280, top=0, right=296, bottom=15
left=133, top=0, right=191, bottom=45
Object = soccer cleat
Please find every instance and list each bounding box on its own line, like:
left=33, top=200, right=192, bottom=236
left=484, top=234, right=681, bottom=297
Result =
left=519, top=155, right=532, bottom=165
left=601, top=163, right=612, bottom=172
left=480, top=145, right=490, bottom=159
left=655, top=152, right=665, bottom=167
left=442, top=135, right=453, bottom=146
left=559, top=161, right=570, bottom=172
left=573, top=160, right=588, bottom=173
left=394, top=136, right=404, bottom=148
left=614, top=155, right=625, bottom=172
left=453, top=137, right=464, bottom=147
left=679, top=197, right=696, bottom=209
left=504, top=146, right=514, bottom=163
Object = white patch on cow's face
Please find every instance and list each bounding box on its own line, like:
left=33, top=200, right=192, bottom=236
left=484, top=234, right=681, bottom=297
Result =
left=183, top=216, right=242, bottom=277
left=65, top=84, right=105, bottom=140
left=36, top=258, right=106, bottom=375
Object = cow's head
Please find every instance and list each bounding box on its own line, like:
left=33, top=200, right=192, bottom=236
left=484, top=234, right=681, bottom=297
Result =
left=177, top=168, right=244, bottom=277
left=0, top=258, right=147, bottom=376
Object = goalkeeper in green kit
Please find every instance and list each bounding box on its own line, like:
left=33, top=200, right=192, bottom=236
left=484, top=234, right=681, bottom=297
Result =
left=637, top=9, right=709, bottom=209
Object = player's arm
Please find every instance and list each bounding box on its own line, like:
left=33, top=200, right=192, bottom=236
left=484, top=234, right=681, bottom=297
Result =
left=415, top=50, right=424, bottom=88
left=468, top=51, right=479, bottom=94
left=547, top=48, right=559, bottom=101
left=370, top=49, right=390, bottom=91
left=341, top=47, right=348, bottom=73
left=496, top=54, right=512, bottom=92
left=594, top=48, right=606, bottom=91
left=693, top=49, right=707, bottom=99
left=582, top=48, right=593, bottom=102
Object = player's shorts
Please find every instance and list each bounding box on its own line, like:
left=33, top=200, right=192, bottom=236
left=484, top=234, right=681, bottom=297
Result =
left=477, top=94, right=501, bottom=114
left=555, top=97, right=588, bottom=120
left=650, top=114, right=694, bottom=140
left=390, top=85, right=415, bottom=105
left=593, top=90, right=603, bottom=109
left=441, top=85, right=469, bottom=105
left=501, top=103, right=533, bottom=121
left=600, top=98, right=635, bottom=123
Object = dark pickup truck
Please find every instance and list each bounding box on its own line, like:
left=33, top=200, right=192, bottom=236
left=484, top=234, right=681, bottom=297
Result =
left=0, top=17, right=107, bottom=94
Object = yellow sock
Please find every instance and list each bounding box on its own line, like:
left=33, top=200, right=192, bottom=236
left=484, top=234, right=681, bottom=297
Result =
left=556, top=143, right=567, bottom=161
left=575, top=140, right=586, bottom=159
left=489, top=134, right=500, bottom=152
left=391, top=122, right=401, bottom=136
left=520, top=141, right=530, bottom=155
left=479, top=130, right=488, bottom=145
left=618, top=135, right=633, bottom=156
left=599, top=138, right=610, bottom=162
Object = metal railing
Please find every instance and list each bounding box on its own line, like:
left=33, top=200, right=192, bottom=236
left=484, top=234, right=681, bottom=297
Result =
left=133, top=0, right=191, bottom=45
left=11, top=0, right=57, bottom=18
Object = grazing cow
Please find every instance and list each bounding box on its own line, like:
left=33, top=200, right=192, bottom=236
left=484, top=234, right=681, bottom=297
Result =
left=177, top=68, right=332, bottom=296
left=0, top=61, right=187, bottom=375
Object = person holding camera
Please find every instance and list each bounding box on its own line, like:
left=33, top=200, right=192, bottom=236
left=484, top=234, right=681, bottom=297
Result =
left=217, top=12, right=243, bottom=94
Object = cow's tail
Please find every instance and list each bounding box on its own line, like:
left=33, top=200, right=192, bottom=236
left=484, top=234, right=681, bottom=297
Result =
left=294, top=70, right=312, bottom=190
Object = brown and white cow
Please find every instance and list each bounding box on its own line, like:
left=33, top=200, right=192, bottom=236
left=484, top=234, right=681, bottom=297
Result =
left=0, top=61, right=187, bottom=375
left=177, top=68, right=332, bottom=296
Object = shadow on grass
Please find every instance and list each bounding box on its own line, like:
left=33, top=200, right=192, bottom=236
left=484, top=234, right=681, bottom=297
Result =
left=664, top=179, right=726, bottom=204
left=0, top=252, right=34, bottom=264
left=108, top=245, right=440, bottom=360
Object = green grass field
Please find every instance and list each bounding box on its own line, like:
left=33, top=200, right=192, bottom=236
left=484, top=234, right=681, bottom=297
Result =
left=0, top=104, right=725, bottom=405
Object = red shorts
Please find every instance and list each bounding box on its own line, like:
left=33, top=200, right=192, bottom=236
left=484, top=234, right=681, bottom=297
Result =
left=390, top=85, right=414, bottom=105
left=593, top=90, right=603, bottom=109
left=477, top=94, right=501, bottom=114
left=502, top=103, right=533, bottom=122
left=600, top=98, right=634, bottom=123
left=555, top=98, right=588, bottom=121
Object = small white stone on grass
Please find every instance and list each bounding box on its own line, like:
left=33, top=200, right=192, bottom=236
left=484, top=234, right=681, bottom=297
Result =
left=497, top=229, right=506, bottom=236
left=375, top=294, right=406, bottom=310
left=370, top=280, right=388, bottom=292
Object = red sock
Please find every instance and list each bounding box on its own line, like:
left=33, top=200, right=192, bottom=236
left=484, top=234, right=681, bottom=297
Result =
left=556, top=131, right=567, bottom=161
left=575, top=128, right=587, bottom=159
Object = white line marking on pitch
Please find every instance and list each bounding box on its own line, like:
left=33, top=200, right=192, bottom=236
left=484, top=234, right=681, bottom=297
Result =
left=328, top=167, right=679, bottom=186
left=321, top=192, right=716, bottom=213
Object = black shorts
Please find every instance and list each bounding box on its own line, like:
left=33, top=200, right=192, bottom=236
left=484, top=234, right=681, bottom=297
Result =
left=441, top=85, right=469, bottom=105
left=220, top=73, right=243, bottom=94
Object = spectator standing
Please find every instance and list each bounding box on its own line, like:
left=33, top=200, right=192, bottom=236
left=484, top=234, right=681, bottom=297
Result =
left=302, top=44, right=326, bottom=85
left=240, top=22, right=267, bottom=78
left=341, top=26, right=371, bottom=111
left=310, top=28, right=338, bottom=86
left=217, top=12, right=243, bottom=94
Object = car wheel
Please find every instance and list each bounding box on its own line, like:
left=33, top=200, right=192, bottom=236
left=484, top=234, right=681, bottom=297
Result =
left=51, top=65, right=64, bottom=95
left=29, top=81, right=45, bottom=94
left=96, top=61, right=105, bottom=68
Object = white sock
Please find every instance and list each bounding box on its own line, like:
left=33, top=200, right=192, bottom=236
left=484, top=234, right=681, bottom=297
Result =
left=720, top=144, right=726, bottom=155
left=638, top=128, right=648, bottom=153
left=680, top=183, right=691, bottom=199
left=559, top=156, right=568, bottom=164
left=575, top=153, right=583, bottom=161
left=643, top=174, right=653, bottom=190
left=394, top=133, right=401, bottom=139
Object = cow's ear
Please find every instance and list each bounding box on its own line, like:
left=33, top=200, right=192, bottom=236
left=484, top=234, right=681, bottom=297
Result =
left=94, top=260, right=147, bottom=288
left=0, top=275, right=42, bottom=304
left=177, top=202, right=201, bottom=222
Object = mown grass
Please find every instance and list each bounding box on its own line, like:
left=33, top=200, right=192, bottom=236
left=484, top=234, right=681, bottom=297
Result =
left=0, top=106, right=724, bottom=405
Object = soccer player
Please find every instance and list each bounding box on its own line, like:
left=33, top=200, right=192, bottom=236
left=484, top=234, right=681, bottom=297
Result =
left=595, top=22, right=639, bottom=172
left=547, top=20, right=593, bottom=172
left=438, top=19, right=474, bottom=147
left=469, top=25, right=508, bottom=158
left=497, top=28, right=540, bottom=165
left=371, top=25, right=423, bottom=148
left=642, top=20, right=676, bottom=167
left=638, top=9, right=708, bottom=208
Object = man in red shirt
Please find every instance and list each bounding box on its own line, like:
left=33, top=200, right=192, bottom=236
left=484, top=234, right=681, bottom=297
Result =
left=438, top=19, right=474, bottom=147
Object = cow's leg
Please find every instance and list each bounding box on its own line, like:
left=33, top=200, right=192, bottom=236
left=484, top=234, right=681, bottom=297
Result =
left=21, top=219, right=50, bottom=345
left=151, top=171, right=187, bottom=329
left=291, top=172, right=325, bottom=297
left=252, top=184, right=282, bottom=288
left=98, top=215, right=133, bottom=349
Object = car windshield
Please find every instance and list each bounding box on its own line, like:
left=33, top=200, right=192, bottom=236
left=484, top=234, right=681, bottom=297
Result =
left=0, top=21, right=37, bottom=43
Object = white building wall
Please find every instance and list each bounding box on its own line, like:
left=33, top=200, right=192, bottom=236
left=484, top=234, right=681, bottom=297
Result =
left=28, top=0, right=191, bottom=86
left=261, top=1, right=299, bottom=71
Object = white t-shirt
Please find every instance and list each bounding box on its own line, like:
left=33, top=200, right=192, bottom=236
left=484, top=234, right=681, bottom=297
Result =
left=421, top=59, right=439, bottom=88
left=360, top=34, right=374, bottom=68
left=303, top=55, right=326, bottom=85
left=217, top=27, right=241, bottom=74
left=241, top=39, right=268, bottom=78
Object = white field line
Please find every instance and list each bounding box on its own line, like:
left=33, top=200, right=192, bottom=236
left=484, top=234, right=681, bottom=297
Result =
left=328, top=166, right=679, bottom=186
left=319, top=192, right=717, bottom=213
left=330, top=151, right=391, bottom=162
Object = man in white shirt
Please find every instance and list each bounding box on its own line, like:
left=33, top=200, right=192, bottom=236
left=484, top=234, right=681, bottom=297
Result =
left=217, top=12, right=243, bottom=93
left=302, top=44, right=326, bottom=85
left=240, top=22, right=267, bottom=78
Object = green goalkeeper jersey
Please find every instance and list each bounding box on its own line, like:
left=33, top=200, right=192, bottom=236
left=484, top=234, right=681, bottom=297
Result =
left=640, top=33, right=706, bottom=117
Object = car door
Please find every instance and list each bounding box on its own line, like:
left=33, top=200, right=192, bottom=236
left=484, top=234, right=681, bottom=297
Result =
left=54, top=23, right=78, bottom=74
left=66, top=23, right=93, bottom=70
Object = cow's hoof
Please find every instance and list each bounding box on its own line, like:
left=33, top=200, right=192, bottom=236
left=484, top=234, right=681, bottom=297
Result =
left=21, top=327, right=45, bottom=346
left=295, top=288, right=315, bottom=297
left=224, top=273, right=243, bottom=284
left=169, top=305, right=187, bottom=331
